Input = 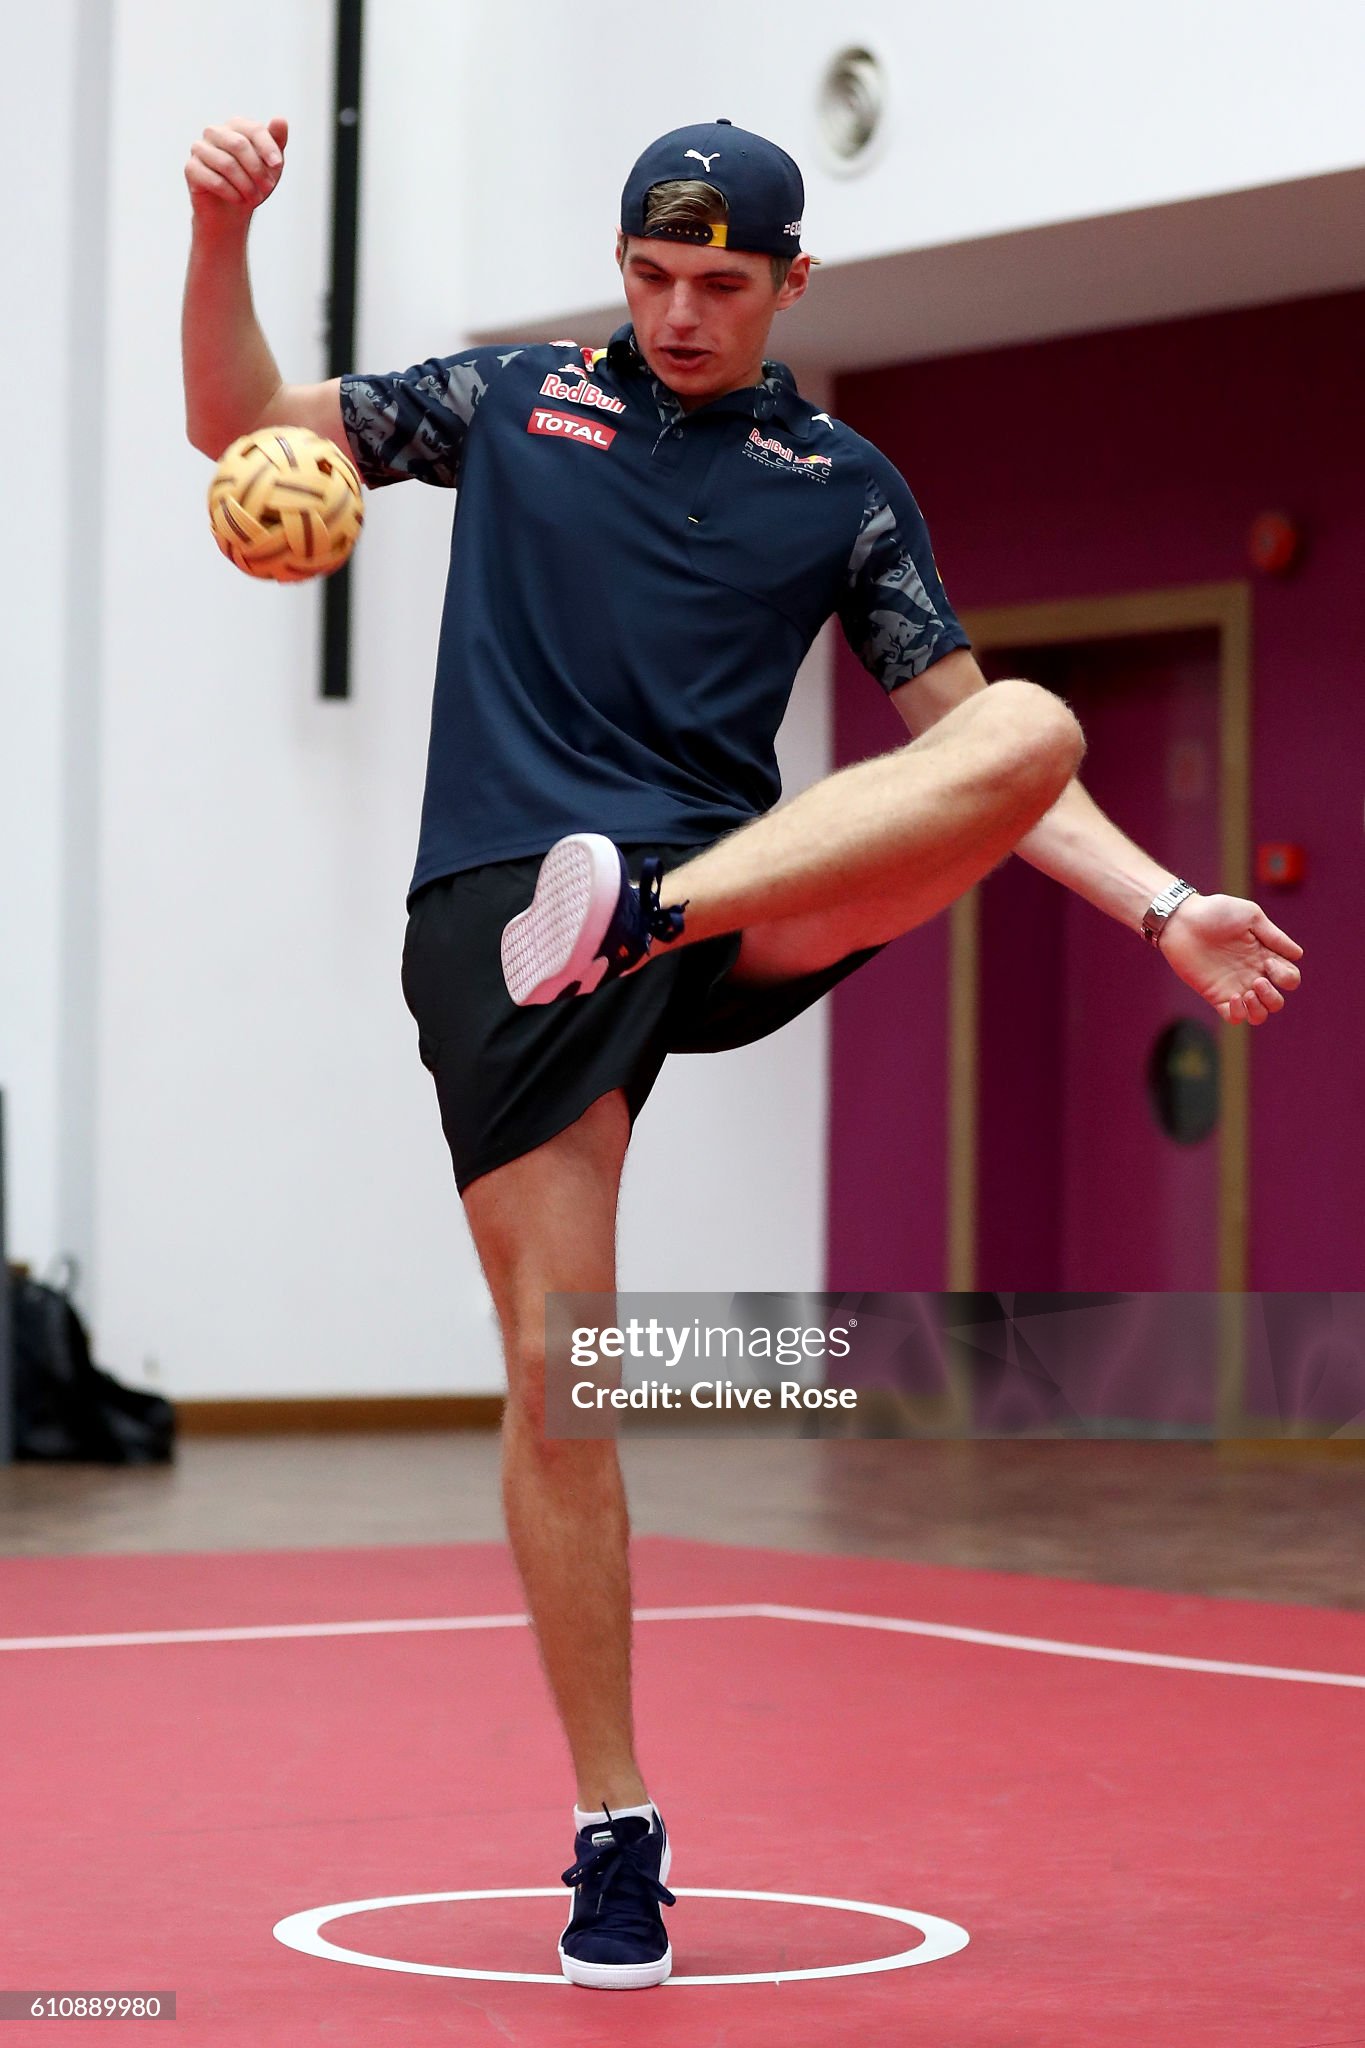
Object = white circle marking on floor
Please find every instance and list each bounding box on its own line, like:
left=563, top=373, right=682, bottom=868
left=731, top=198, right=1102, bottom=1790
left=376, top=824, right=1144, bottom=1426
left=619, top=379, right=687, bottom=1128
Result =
left=273, top=1886, right=970, bottom=1985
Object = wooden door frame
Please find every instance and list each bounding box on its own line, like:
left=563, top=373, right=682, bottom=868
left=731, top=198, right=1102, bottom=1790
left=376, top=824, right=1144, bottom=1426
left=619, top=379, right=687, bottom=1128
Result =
left=947, top=583, right=1252, bottom=1381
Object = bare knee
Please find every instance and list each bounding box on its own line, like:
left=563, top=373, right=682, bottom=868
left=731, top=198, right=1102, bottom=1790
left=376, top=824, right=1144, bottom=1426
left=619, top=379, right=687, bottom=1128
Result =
left=990, top=676, right=1086, bottom=787
left=502, top=1336, right=552, bottom=1446
left=501, top=1337, right=608, bottom=1472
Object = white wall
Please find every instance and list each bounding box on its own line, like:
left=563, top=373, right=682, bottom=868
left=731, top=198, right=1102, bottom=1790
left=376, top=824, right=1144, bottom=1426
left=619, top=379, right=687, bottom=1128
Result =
left=15, top=1, right=833, bottom=1404
left=88, top=1, right=502, bottom=1399
left=460, top=1, right=1365, bottom=366
left=460, top=0, right=1365, bottom=333
left=1, top=0, right=81, bottom=1277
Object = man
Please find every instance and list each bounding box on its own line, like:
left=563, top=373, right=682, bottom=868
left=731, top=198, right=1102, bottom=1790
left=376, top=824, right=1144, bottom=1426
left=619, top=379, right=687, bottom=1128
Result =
left=182, top=113, right=1303, bottom=1991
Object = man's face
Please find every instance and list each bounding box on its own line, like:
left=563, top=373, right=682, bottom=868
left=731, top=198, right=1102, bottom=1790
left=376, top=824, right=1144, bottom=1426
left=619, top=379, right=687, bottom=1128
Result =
left=618, top=236, right=810, bottom=409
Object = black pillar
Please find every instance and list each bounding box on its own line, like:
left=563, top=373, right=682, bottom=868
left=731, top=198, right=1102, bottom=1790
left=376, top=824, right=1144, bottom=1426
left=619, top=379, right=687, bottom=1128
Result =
left=321, top=0, right=364, bottom=701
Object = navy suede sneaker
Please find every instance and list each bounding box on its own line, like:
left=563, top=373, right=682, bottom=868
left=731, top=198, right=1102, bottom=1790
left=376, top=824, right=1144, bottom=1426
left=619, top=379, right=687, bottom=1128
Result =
left=500, top=833, right=687, bottom=1007
left=558, top=1806, right=675, bottom=1989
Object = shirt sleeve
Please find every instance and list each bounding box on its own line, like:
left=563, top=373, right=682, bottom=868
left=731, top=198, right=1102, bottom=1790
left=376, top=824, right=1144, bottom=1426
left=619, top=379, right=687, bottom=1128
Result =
left=837, top=443, right=971, bottom=691
left=338, top=345, right=526, bottom=489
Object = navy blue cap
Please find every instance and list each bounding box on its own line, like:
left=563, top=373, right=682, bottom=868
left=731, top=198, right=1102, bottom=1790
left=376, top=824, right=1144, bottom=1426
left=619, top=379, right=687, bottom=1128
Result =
left=620, top=118, right=804, bottom=257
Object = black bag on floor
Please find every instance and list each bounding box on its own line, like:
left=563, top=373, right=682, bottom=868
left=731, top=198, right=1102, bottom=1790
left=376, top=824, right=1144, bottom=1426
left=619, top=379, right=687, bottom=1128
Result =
left=10, top=1265, right=177, bottom=1464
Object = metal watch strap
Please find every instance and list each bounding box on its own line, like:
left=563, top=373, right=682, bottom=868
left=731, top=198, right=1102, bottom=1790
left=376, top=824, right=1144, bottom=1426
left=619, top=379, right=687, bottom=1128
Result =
left=1142, top=878, right=1199, bottom=946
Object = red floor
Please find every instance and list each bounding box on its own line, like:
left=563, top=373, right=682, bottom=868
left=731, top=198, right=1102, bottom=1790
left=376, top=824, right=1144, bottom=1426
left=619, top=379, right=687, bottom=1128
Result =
left=3, top=1538, right=1363, bottom=2045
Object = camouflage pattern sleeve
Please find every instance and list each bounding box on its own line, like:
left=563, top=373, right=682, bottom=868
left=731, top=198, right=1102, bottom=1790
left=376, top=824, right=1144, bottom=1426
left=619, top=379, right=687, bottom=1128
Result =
left=339, top=345, right=526, bottom=489
left=836, top=443, right=971, bottom=690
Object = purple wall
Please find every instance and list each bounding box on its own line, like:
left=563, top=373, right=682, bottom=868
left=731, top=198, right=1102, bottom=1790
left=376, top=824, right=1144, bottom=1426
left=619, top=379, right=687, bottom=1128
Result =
left=828, top=288, right=1365, bottom=1290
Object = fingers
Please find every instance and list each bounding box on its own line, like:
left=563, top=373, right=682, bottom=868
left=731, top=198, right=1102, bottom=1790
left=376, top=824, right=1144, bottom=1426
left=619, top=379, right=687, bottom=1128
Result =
left=1247, top=902, right=1305, bottom=1006
left=1252, top=979, right=1282, bottom=1023
left=184, top=154, right=243, bottom=204
left=205, top=119, right=283, bottom=194
left=190, top=140, right=256, bottom=202
left=1251, top=908, right=1304, bottom=961
left=1262, top=953, right=1301, bottom=994
left=186, top=117, right=286, bottom=209
left=1220, top=975, right=1282, bottom=1027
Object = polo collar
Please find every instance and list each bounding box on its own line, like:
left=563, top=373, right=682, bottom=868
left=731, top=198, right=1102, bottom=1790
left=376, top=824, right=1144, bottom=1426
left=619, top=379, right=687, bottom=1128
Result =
left=606, top=324, right=805, bottom=433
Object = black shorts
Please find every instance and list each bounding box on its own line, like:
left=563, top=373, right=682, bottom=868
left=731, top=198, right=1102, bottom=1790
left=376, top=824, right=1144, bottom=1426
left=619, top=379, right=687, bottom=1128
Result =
left=400, top=843, right=882, bottom=1193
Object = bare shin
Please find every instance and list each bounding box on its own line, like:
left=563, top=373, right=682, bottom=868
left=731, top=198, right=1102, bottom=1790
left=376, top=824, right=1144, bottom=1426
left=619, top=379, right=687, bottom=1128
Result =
left=460, top=1092, right=648, bottom=1811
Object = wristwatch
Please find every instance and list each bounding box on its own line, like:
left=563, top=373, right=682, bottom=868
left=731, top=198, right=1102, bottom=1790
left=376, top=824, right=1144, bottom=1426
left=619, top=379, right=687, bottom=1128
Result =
left=1142, top=878, right=1200, bottom=946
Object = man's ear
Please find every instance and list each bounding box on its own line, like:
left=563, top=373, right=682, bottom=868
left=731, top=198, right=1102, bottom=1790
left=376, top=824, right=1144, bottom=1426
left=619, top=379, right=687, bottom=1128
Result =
left=615, top=229, right=627, bottom=269
left=775, top=253, right=812, bottom=312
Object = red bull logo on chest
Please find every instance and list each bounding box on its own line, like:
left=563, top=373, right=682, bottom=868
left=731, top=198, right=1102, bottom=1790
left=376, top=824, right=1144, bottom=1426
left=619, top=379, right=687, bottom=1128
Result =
left=743, top=427, right=833, bottom=480
left=539, top=372, right=626, bottom=416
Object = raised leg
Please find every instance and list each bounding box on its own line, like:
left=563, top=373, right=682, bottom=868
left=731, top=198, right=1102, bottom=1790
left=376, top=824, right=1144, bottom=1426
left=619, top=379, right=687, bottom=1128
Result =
left=663, top=677, right=1086, bottom=982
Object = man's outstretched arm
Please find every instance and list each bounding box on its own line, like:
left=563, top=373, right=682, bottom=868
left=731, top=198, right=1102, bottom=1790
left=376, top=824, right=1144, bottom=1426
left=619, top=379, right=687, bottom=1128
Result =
left=889, top=649, right=1304, bottom=1027
left=182, top=114, right=344, bottom=458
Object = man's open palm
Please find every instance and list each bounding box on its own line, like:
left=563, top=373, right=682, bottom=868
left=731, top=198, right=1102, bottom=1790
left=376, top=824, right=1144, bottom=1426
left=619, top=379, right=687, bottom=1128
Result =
left=1159, top=892, right=1304, bottom=1026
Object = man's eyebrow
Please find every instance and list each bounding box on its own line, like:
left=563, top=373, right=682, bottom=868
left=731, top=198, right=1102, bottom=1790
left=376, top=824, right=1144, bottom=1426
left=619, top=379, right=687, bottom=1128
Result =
left=627, top=254, right=754, bottom=282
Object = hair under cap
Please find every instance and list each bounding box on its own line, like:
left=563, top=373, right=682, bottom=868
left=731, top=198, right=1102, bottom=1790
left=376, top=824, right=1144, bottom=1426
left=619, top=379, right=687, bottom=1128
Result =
left=620, top=118, right=804, bottom=257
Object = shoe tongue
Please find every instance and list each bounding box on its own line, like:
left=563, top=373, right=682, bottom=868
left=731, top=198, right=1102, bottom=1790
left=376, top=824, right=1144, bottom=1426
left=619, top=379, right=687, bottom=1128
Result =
left=588, top=1814, right=650, bottom=1850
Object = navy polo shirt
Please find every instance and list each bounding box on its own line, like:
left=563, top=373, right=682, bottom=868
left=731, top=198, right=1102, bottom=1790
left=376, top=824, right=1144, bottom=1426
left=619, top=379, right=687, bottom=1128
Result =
left=340, top=324, right=970, bottom=900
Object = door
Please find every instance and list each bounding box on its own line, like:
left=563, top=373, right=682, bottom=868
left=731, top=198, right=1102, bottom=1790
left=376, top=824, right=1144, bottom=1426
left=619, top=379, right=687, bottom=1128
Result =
left=975, top=628, right=1222, bottom=1289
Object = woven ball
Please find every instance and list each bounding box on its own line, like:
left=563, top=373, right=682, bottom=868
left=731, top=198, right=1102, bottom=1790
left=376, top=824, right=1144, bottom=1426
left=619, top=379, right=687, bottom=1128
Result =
left=207, top=427, right=364, bottom=582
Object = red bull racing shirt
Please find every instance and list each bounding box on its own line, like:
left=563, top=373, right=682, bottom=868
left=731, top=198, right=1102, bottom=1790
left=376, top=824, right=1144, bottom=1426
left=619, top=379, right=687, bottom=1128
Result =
left=340, top=323, right=970, bottom=901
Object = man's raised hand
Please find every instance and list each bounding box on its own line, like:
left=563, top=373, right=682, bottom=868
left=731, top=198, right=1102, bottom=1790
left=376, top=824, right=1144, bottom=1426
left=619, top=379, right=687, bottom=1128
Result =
left=185, top=116, right=289, bottom=220
left=1158, top=892, right=1304, bottom=1026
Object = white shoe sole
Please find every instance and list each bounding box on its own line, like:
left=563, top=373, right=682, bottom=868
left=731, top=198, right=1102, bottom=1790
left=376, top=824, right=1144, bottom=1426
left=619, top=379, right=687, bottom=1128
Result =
left=557, top=1941, right=673, bottom=1990
left=558, top=1829, right=673, bottom=1989
left=500, top=833, right=624, bottom=1007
